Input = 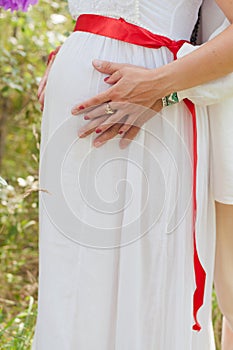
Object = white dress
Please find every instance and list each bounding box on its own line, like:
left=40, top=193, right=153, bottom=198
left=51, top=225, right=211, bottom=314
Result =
left=32, top=1, right=216, bottom=349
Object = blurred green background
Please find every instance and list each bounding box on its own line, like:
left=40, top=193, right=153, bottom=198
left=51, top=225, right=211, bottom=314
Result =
left=0, top=1, right=223, bottom=348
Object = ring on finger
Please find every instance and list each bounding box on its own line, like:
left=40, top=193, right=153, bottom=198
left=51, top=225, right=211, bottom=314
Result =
left=105, top=102, right=116, bottom=115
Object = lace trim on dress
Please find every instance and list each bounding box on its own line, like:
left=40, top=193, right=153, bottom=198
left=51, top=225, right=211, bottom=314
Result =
left=68, top=0, right=140, bottom=22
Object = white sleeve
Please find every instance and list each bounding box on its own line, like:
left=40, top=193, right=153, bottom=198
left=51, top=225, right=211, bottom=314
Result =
left=176, top=19, right=233, bottom=106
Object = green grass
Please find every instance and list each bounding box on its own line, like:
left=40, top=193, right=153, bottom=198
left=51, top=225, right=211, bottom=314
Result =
left=0, top=292, right=223, bottom=349
left=0, top=297, right=37, bottom=350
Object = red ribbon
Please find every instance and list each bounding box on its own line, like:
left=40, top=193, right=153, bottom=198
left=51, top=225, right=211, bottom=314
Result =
left=74, top=14, right=206, bottom=331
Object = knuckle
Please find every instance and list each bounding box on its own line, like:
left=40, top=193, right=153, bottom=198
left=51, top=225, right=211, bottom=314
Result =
left=120, top=66, right=129, bottom=75
left=109, top=114, right=121, bottom=123
left=118, top=68, right=125, bottom=76
left=94, top=97, right=102, bottom=106
left=104, top=90, right=112, bottom=100
left=104, top=61, right=113, bottom=71
left=111, top=90, right=120, bottom=101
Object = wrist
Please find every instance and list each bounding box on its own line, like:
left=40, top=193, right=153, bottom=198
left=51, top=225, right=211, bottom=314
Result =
left=151, top=64, right=177, bottom=99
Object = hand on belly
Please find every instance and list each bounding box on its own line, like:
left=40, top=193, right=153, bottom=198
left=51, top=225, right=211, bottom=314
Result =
left=71, top=60, right=163, bottom=148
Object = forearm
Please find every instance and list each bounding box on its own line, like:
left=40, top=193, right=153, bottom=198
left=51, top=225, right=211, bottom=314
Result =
left=154, top=24, right=233, bottom=97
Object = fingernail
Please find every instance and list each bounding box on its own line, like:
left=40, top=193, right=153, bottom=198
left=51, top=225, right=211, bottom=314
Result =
left=104, top=76, right=110, bottom=82
left=118, top=130, right=124, bottom=135
left=84, top=115, right=90, bottom=120
left=93, top=59, right=103, bottom=68
left=72, top=105, right=85, bottom=114
left=95, top=128, right=102, bottom=134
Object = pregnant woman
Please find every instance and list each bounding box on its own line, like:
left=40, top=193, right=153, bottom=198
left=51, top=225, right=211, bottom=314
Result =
left=34, top=1, right=233, bottom=349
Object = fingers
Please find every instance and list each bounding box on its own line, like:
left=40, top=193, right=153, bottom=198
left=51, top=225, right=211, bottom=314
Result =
left=37, top=56, right=55, bottom=109
left=117, top=115, right=139, bottom=134
left=76, top=99, right=163, bottom=149
left=72, top=62, right=133, bottom=114
left=93, top=123, right=122, bottom=148
left=83, top=103, right=114, bottom=120
left=96, top=103, right=138, bottom=134
left=38, top=89, right=45, bottom=111
left=78, top=108, right=149, bottom=149
left=94, top=110, right=128, bottom=134
left=38, top=75, right=47, bottom=100
left=119, top=126, right=140, bottom=149
left=71, top=88, right=114, bottom=115
left=82, top=102, right=128, bottom=132
left=84, top=102, right=127, bottom=119
left=81, top=101, right=156, bottom=138
left=38, top=57, right=54, bottom=97
left=78, top=115, right=108, bottom=138
left=118, top=105, right=160, bottom=148
left=104, top=70, right=123, bottom=85
left=92, top=59, right=130, bottom=75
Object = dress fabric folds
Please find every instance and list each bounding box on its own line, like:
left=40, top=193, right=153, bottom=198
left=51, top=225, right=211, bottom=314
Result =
left=32, top=1, right=216, bottom=349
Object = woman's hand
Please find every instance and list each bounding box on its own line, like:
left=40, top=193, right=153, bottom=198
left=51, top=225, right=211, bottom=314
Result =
left=38, top=46, right=61, bottom=111
left=72, top=60, right=164, bottom=147
left=72, top=60, right=167, bottom=114
left=77, top=99, right=163, bottom=149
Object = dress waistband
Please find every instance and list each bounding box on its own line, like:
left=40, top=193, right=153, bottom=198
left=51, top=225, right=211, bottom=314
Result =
left=73, top=14, right=206, bottom=333
left=74, top=14, right=188, bottom=59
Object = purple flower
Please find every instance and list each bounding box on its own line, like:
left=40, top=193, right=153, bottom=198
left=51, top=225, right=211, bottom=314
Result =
left=0, top=0, right=38, bottom=12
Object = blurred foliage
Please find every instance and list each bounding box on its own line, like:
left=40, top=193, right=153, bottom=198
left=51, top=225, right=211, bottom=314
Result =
left=0, top=0, right=74, bottom=177
left=0, top=1, right=73, bottom=348
left=0, top=1, right=223, bottom=349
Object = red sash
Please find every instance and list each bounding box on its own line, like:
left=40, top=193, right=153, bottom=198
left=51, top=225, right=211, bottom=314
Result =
left=74, top=14, right=206, bottom=332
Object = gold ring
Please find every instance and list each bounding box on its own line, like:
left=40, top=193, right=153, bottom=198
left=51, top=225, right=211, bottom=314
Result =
left=105, top=102, right=115, bottom=115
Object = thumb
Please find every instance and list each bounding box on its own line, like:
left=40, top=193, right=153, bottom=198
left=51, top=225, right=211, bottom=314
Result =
left=92, top=59, right=122, bottom=74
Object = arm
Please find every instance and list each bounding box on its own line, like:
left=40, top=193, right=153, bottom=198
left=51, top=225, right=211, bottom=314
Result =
left=161, top=0, right=233, bottom=96
left=73, top=12, right=233, bottom=114
left=164, top=30, right=233, bottom=96
left=177, top=18, right=233, bottom=106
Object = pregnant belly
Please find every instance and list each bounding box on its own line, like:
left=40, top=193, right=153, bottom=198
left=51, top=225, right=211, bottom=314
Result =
left=45, top=30, right=172, bottom=106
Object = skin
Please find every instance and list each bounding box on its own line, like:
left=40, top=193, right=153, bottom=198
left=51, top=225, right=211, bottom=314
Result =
left=38, top=46, right=61, bottom=110
left=215, top=202, right=233, bottom=349
left=222, top=317, right=233, bottom=350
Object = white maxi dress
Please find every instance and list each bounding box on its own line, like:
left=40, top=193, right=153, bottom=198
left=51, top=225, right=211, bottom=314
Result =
left=32, top=1, right=216, bottom=349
